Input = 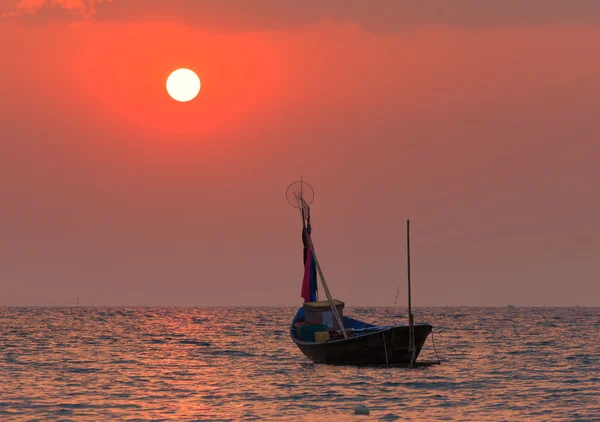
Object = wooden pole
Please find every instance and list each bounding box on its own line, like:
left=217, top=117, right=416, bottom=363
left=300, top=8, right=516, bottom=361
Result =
left=305, top=236, right=348, bottom=339
left=407, top=219, right=416, bottom=366
left=295, top=192, right=347, bottom=339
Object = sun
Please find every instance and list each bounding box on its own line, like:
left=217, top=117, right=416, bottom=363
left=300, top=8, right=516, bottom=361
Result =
left=166, top=68, right=201, bottom=102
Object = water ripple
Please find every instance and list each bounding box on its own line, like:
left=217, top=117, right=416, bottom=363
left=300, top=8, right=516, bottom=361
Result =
left=0, top=307, right=598, bottom=420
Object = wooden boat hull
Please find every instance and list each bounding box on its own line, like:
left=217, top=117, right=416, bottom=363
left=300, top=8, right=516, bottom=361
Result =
left=291, top=322, right=432, bottom=366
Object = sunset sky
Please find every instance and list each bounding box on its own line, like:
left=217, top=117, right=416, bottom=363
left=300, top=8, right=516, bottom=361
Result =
left=1, top=1, right=598, bottom=307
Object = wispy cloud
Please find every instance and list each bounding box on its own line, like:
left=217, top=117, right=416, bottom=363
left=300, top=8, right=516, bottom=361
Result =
left=1, top=0, right=94, bottom=23
left=3, top=0, right=600, bottom=32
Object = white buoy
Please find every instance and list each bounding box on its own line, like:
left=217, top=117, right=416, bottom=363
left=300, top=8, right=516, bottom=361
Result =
left=354, top=404, right=370, bottom=415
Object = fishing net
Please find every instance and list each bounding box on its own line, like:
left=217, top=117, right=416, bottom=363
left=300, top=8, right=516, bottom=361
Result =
left=286, top=180, right=314, bottom=210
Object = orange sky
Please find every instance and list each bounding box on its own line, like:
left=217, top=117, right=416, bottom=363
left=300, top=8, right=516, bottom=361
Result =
left=1, top=1, right=599, bottom=306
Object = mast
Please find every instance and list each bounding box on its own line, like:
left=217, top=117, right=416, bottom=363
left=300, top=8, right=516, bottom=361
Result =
left=407, top=219, right=416, bottom=366
left=290, top=180, right=348, bottom=339
left=306, top=205, right=318, bottom=301
left=298, top=199, right=347, bottom=339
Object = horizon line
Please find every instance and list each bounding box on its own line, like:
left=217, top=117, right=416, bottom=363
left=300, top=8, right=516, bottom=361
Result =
left=0, top=304, right=597, bottom=309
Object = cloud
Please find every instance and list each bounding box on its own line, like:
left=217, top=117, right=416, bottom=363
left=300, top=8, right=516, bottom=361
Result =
left=1, top=0, right=92, bottom=23
left=3, top=0, right=600, bottom=32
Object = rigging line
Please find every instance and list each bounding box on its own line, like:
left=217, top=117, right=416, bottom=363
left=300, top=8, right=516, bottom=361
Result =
left=393, top=222, right=404, bottom=306
left=430, top=329, right=442, bottom=364
left=382, top=332, right=389, bottom=365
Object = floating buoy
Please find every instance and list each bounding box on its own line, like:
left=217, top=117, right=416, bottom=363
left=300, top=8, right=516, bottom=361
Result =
left=354, top=404, right=370, bottom=415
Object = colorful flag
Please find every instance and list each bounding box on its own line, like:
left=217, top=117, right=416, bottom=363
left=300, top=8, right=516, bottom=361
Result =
left=301, top=246, right=317, bottom=302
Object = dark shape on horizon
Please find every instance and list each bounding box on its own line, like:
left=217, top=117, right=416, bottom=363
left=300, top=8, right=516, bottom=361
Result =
left=287, top=180, right=439, bottom=366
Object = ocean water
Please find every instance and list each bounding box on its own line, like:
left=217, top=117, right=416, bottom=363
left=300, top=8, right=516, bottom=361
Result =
left=0, top=307, right=598, bottom=421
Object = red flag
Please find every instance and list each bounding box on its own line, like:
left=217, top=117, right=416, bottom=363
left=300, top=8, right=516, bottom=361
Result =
left=301, top=246, right=313, bottom=302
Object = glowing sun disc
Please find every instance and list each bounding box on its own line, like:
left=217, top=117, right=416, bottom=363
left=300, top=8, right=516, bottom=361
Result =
left=166, top=68, right=201, bottom=102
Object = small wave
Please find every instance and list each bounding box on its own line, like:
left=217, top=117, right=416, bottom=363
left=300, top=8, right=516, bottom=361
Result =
left=109, top=359, right=138, bottom=364
left=65, top=367, right=100, bottom=374
left=178, top=340, right=212, bottom=346
left=212, top=349, right=255, bottom=357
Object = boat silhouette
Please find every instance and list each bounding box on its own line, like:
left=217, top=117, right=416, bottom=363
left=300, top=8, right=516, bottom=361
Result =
left=286, top=180, right=437, bottom=366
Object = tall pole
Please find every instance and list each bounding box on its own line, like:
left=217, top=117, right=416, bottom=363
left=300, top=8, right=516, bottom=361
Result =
left=295, top=191, right=347, bottom=339
left=407, top=219, right=416, bottom=366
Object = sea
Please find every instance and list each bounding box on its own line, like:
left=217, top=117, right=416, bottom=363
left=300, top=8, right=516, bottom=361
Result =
left=0, top=307, right=598, bottom=421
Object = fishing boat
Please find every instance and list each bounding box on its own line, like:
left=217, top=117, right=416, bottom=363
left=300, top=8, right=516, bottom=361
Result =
left=286, top=180, right=437, bottom=367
